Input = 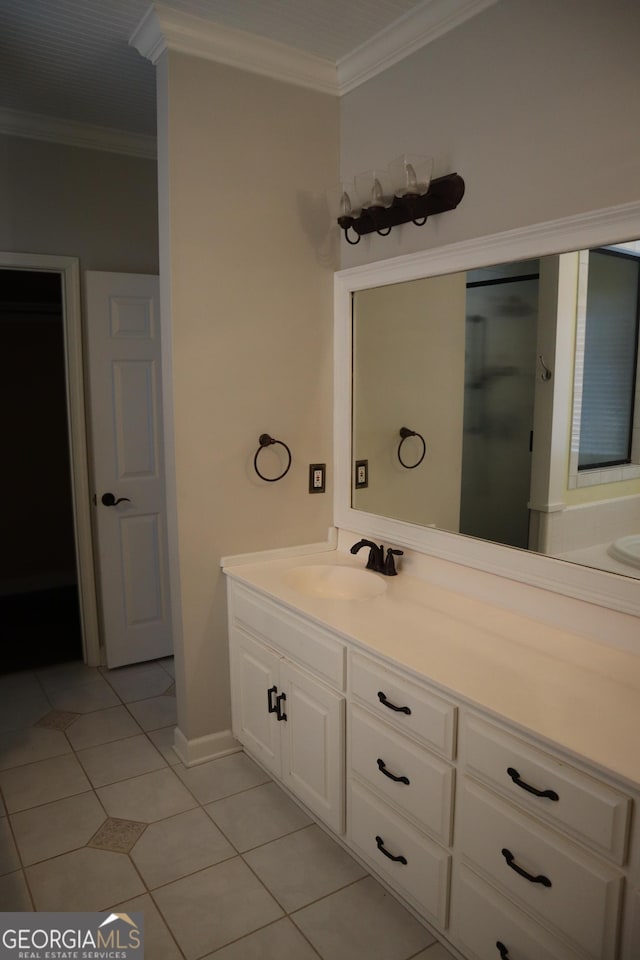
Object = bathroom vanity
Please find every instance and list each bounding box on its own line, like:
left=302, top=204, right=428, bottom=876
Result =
left=224, top=538, right=640, bottom=960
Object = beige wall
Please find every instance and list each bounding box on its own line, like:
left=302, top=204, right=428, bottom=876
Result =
left=0, top=135, right=158, bottom=274
left=155, top=0, right=640, bottom=745
left=339, top=0, right=640, bottom=269
left=159, top=52, right=339, bottom=743
left=0, top=136, right=158, bottom=600
left=352, top=274, right=465, bottom=528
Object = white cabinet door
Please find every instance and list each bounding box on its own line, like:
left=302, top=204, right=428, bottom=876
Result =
left=230, top=626, right=282, bottom=777
left=281, top=659, right=345, bottom=834
left=230, top=623, right=345, bottom=832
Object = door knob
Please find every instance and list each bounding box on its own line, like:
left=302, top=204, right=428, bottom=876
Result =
left=101, top=492, right=131, bottom=506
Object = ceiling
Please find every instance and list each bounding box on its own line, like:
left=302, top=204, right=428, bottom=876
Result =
left=0, top=0, right=428, bottom=139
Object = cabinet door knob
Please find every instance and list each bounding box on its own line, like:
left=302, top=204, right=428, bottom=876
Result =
left=507, top=767, right=559, bottom=801
left=496, top=942, right=510, bottom=960
left=267, top=685, right=278, bottom=714
left=501, top=847, right=552, bottom=887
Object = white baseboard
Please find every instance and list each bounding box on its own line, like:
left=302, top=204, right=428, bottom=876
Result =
left=173, top=726, right=241, bottom=767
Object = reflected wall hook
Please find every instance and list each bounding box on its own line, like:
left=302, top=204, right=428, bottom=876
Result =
left=253, top=433, right=292, bottom=482
left=397, top=427, right=426, bottom=469
left=538, top=355, right=552, bottom=381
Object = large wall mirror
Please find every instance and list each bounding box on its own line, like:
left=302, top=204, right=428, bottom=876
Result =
left=334, top=201, right=640, bottom=617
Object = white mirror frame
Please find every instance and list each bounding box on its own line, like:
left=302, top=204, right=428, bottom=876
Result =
left=334, top=200, right=640, bottom=618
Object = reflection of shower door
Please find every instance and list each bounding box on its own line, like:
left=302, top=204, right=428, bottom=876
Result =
left=460, top=276, right=539, bottom=549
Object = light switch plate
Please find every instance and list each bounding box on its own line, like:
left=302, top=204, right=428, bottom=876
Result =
left=355, top=459, right=368, bottom=489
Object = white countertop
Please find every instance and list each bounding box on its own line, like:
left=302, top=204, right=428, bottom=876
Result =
left=224, top=548, right=640, bottom=789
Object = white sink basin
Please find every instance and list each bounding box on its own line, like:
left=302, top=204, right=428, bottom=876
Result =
left=284, top=564, right=387, bottom=600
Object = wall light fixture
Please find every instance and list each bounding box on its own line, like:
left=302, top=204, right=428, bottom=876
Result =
left=330, top=155, right=464, bottom=245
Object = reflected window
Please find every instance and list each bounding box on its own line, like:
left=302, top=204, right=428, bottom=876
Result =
left=578, top=248, right=640, bottom=470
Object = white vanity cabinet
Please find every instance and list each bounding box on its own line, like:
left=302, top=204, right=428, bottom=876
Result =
left=227, top=582, right=346, bottom=834
left=224, top=564, right=639, bottom=960
left=346, top=651, right=456, bottom=928
left=450, top=713, right=632, bottom=960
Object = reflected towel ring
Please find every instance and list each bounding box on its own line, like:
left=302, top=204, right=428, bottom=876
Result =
left=397, top=427, right=426, bottom=469
left=254, top=433, right=292, bottom=482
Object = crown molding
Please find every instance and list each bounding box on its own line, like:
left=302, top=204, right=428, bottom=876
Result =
left=129, top=3, right=339, bottom=96
left=0, top=107, right=156, bottom=159
left=130, top=0, right=496, bottom=97
left=337, top=0, right=499, bottom=93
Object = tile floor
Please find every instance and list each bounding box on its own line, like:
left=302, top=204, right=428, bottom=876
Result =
left=0, top=658, right=457, bottom=960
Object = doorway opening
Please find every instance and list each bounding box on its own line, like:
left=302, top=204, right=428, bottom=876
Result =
left=0, top=268, right=83, bottom=671
left=0, top=253, right=101, bottom=670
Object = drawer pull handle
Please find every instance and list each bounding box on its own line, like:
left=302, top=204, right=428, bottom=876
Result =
left=377, top=691, right=412, bottom=715
left=507, top=767, right=559, bottom=801
left=496, top=942, right=510, bottom=959
left=276, top=691, right=287, bottom=722
left=375, top=835, right=407, bottom=865
left=377, top=758, right=410, bottom=785
left=267, top=685, right=278, bottom=714
left=501, top=848, right=551, bottom=887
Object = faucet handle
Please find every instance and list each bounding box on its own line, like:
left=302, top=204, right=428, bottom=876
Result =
left=384, top=548, right=403, bottom=576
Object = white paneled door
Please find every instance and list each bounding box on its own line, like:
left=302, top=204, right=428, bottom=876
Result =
left=85, top=272, right=172, bottom=667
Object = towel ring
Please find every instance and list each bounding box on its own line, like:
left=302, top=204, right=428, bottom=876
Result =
left=254, top=433, right=292, bottom=482
left=397, top=427, right=426, bottom=469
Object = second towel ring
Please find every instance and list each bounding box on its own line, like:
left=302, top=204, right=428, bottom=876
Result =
left=397, top=427, right=426, bottom=469
left=254, top=433, right=292, bottom=482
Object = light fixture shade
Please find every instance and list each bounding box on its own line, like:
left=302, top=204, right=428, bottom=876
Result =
left=327, top=181, right=358, bottom=220
left=354, top=167, right=394, bottom=209
left=389, top=155, right=433, bottom=197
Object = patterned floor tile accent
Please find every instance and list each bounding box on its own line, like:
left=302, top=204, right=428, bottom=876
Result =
left=35, top=710, right=80, bottom=730
left=88, top=817, right=147, bottom=853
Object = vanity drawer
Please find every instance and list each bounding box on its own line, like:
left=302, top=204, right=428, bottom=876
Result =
left=230, top=583, right=345, bottom=689
left=348, top=779, right=450, bottom=927
left=450, top=864, right=585, bottom=960
left=461, top=714, right=631, bottom=864
left=457, top=777, right=623, bottom=960
left=349, top=705, right=454, bottom=845
left=350, top=652, right=456, bottom=758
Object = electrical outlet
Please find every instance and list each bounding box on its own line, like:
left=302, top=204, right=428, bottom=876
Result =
left=355, top=459, right=368, bottom=489
left=309, top=463, right=326, bottom=493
